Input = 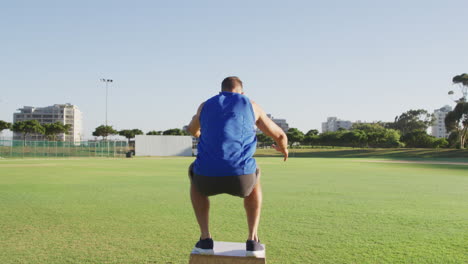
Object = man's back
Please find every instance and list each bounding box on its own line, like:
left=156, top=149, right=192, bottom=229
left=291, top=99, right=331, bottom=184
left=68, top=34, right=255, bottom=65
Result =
left=194, top=92, right=257, bottom=177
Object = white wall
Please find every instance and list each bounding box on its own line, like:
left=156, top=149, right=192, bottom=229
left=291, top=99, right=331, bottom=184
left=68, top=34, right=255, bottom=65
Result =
left=135, top=135, right=192, bottom=156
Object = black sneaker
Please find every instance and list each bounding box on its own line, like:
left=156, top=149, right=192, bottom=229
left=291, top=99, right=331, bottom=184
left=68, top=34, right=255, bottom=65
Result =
left=194, top=237, right=214, bottom=255
left=246, top=239, right=265, bottom=257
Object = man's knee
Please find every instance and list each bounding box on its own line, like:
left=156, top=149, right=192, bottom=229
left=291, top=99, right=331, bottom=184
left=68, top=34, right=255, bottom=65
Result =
left=249, top=182, right=261, bottom=195
left=244, top=184, right=262, bottom=210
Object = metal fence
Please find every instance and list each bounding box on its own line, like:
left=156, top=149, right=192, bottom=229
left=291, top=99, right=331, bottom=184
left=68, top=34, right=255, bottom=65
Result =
left=0, top=139, right=128, bottom=158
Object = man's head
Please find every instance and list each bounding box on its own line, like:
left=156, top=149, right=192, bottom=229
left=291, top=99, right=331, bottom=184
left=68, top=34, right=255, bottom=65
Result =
left=221, top=76, right=243, bottom=94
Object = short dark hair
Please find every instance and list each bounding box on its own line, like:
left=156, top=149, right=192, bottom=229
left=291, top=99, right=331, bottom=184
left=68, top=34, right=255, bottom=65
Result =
left=221, top=76, right=243, bottom=91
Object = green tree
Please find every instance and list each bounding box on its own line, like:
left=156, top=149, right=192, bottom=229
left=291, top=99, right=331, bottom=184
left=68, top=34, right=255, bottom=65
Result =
left=318, top=132, right=342, bottom=146
left=303, top=129, right=320, bottom=146
left=163, top=128, right=189, bottom=136
left=0, top=120, right=11, bottom=133
left=433, top=138, right=449, bottom=148
left=341, top=130, right=368, bottom=147
left=352, top=123, right=401, bottom=148
left=119, top=129, right=144, bottom=144
left=450, top=73, right=468, bottom=102
left=445, top=102, right=468, bottom=149
left=368, top=128, right=401, bottom=148
left=92, top=125, right=118, bottom=140
left=352, top=123, right=385, bottom=133
left=305, top=129, right=319, bottom=136
left=386, top=109, right=435, bottom=135
left=400, top=130, right=448, bottom=148
left=286, top=128, right=304, bottom=146
left=446, top=131, right=466, bottom=148
left=303, top=134, right=319, bottom=146
left=11, top=120, right=45, bottom=144
left=256, top=133, right=274, bottom=146
left=146, top=130, right=163, bottom=135
left=366, top=128, right=400, bottom=148
left=43, top=122, right=71, bottom=141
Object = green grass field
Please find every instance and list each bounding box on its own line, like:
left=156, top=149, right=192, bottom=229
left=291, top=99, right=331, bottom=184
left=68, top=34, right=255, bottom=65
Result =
left=1, top=157, right=467, bottom=264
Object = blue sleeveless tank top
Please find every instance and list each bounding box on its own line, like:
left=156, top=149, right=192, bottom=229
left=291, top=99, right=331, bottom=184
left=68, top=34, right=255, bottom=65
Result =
left=193, top=92, right=257, bottom=177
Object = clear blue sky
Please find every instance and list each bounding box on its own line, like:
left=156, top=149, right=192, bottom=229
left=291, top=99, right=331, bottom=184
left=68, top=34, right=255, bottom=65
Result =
left=1, top=0, right=467, bottom=138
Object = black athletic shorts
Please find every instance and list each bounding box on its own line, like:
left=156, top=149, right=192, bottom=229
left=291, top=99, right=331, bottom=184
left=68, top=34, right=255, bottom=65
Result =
left=188, top=163, right=260, bottom=198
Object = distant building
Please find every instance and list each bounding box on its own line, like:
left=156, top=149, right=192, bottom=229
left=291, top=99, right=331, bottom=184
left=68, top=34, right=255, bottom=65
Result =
left=431, top=105, right=452, bottom=138
left=13, top=104, right=83, bottom=143
left=267, top=114, right=289, bottom=132
left=321, top=117, right=352, bottom=132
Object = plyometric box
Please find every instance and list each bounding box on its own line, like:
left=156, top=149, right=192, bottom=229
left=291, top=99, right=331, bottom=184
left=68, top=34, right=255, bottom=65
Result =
left=189, top=241, right=266, bottom=264
left=135, top=135, right=192, bottom=156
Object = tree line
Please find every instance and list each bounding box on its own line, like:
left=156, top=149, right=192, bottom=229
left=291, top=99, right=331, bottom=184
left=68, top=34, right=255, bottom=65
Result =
left=1, top=74, right=467, bottom=149
left=0, top=120, right=71, bottom=144
left=258, top=73, right=468, bottom=149
left=259, top=121, right=449, bottom=149
left=0, top=121, right=189, bottom=145
left=0, top=119, right=190, bottom=145
left=259, top=100, right=466, bottom=149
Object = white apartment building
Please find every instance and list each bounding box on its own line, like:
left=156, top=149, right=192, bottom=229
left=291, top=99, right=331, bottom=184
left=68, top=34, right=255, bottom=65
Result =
left=267, top=114, right=289, bottom=132
left=431, top=105, right=452, bottom=138
left=13, top=104, right=83, bottom=143
left=322, top=117, right=352, bottom=132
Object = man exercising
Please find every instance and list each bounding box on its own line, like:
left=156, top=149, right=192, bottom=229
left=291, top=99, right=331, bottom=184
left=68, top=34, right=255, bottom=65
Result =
left=187, top=76, right=288, bottom=257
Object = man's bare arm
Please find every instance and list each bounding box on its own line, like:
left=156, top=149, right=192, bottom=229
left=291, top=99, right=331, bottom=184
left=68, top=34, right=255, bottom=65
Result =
left=251, top=101, right=288, bottom=161
left=187, top=103, right=204, bottom=138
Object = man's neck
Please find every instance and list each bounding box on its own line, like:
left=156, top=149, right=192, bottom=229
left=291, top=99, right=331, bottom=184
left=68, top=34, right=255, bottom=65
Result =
left=222, top=88, right=243, bottom=94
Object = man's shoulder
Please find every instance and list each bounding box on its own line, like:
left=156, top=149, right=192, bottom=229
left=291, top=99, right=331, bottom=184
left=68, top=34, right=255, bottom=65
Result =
left=205, top=93, right=222, bottom=103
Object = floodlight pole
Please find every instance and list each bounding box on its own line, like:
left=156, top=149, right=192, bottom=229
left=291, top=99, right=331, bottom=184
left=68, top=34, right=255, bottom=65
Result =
left=100, top=78, right=113, bottom=126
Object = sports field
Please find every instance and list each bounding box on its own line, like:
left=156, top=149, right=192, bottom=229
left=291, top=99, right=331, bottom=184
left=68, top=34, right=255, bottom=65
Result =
left=1, top=157, right=467, bottom=264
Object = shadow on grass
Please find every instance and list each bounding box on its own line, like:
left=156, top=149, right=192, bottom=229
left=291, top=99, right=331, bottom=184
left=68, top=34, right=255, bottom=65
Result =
left=385, top=163, right=468, bottom=172
left=255, top=148, right=468, bottom=161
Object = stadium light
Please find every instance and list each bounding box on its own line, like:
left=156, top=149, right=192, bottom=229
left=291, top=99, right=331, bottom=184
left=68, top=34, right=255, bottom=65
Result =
left=100, top=78, right=113, bottom=126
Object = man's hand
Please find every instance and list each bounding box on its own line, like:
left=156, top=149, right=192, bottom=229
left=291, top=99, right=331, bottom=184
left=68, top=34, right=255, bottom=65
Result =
left=272, top=144, right=288, bottom=161
left=251, top=101, right=289, bottom=162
